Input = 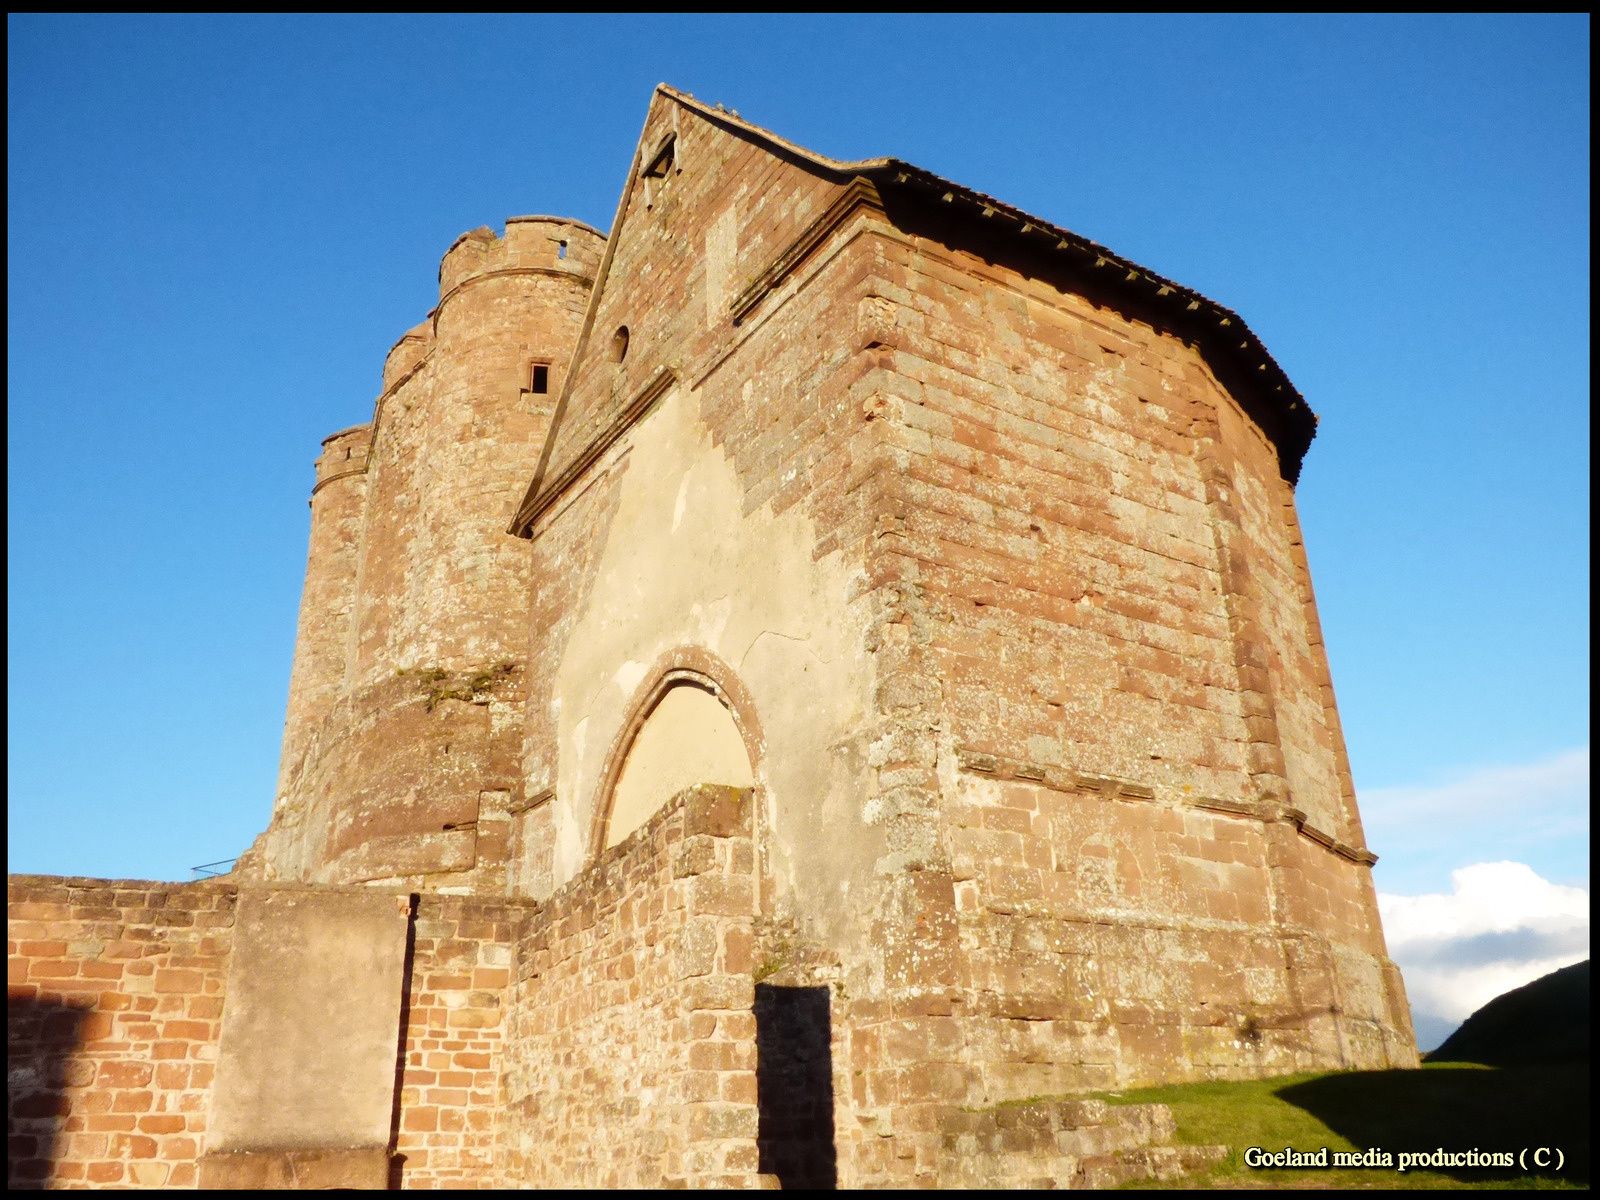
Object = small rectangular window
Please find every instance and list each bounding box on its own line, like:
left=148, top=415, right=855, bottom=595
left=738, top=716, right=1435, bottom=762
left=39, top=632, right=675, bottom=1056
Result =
left=557, top=240, right=568, bottom=260
left=531, top=363, right=550, bottom=394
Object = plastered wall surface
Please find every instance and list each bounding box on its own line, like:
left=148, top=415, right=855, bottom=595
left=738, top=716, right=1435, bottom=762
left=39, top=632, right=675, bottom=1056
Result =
left=540, top=383, right=878, bottom=922
left=206, top=889, right=409, bottom=1156
left=519, top=95, right=902, bottom=971
left=606, top=683, right=756, bottom=847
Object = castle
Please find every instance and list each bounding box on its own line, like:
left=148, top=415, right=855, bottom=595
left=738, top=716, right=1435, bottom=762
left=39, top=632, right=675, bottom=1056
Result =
left=8, top=86, right=1417, bottom=1189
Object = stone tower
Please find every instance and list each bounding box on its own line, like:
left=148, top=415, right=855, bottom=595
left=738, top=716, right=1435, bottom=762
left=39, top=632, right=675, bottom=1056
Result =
left=261, top=216, right=605, bottom=887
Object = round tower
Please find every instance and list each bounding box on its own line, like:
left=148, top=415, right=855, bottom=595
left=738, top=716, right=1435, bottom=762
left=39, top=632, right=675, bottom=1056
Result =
left=353, top=216, right=604, bottom=688
left=269, top=423, right=372, bottom=854
left=265, top=217, right=604, bottom=886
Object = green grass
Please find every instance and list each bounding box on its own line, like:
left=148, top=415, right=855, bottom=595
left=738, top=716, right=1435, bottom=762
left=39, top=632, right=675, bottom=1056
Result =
left=1097, top=1062, right=1588, bottom=1189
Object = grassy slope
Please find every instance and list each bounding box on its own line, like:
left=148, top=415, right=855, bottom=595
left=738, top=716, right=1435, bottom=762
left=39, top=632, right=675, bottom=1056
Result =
left=1099, top=1062, right=1588, bottom=1190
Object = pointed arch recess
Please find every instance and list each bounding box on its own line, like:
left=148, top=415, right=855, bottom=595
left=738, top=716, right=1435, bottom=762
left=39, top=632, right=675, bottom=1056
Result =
left=589, top=647, right=767, bottom=860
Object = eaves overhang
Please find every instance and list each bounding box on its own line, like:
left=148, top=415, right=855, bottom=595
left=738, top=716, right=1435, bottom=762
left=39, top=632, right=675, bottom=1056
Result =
left=857, top=159, right=1318, bottom=483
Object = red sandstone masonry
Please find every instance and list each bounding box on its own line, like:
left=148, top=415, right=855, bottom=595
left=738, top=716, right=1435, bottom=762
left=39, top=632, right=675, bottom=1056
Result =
left=7, top=877, right=234, bottom=1190
left=7, top=834, right=759, bottom=1193
left=513, top=91, right=1412, bottom=1189
left=534, top=108, right=845, bottom=496
left=499, top=785, right=759, bottom=1189
left=263, top=217, right=602, bottom=890
left=274, top=425, right=371, bottom=809
left=393, top=894, right=523, bottom=1189
left=847, top=225, right=1413, bottom=1093
left=6, top=877, right=528, bottom=1192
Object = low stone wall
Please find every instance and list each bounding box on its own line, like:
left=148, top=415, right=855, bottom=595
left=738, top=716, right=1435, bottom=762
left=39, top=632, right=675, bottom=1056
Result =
left=7, top=787, right=761, bottom=1192
left=12, top=776, right=1380, bottom=1190
left=7, top=877, right=236, bottom=1188
left=498, top=785, right=759, bottom=1188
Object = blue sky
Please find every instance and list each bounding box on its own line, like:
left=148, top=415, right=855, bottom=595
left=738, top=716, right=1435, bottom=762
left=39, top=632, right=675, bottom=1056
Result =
left=7, top=15, right=1589, bottom=1042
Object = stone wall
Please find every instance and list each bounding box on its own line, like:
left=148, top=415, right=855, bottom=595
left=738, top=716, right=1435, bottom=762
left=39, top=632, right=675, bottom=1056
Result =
left=7, top=877, right=234, bottom=1189
left=499, top=785, right=759, bottom=1188
left=8, top=801, right=759, bottom=1192
left=515, top=90, right=893, bottom=974
left=807, top=223, right=1416, bottom=1183
left=198, top=888, right=411, bottom=1188
left=506, top=88, right=1413, bottom=1188
left=394, top=894, right=521, bottom=1189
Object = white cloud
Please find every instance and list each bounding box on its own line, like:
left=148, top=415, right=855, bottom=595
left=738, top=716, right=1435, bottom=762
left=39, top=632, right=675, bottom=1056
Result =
left=1362, top=747, right=1589, bottom=895
left=1379, top=861, right=1590, bottom=1046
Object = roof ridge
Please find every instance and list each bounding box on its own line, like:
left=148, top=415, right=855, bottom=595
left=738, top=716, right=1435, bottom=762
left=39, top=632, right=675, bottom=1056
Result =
left=656, top=83, right=894, bottom=177
left=512, top=86, right=1319, bottom=536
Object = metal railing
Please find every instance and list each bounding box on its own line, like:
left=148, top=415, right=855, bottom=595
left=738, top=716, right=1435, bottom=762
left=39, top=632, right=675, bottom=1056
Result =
left=189, top=858, right=237, bottom=879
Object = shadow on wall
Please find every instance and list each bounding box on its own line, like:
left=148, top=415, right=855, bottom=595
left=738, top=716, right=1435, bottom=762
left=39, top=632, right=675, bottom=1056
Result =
left=1277, top=1064, right=1589, bottom=1185
left=387, top=892, right=420, bottom=1190
left=7, top=996, right=92, bottom=1189
left=755, top=983, right=836, bottom=1189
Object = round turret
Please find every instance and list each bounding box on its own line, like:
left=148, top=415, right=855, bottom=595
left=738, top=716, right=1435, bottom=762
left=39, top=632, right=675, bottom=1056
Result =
left=267, top=217, right=604, bottom=889
left=437, top=216, right=605, bottom=297
left=311, top=424, right=372, bottom=492
left=382, top=323, right=432, bottom=393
